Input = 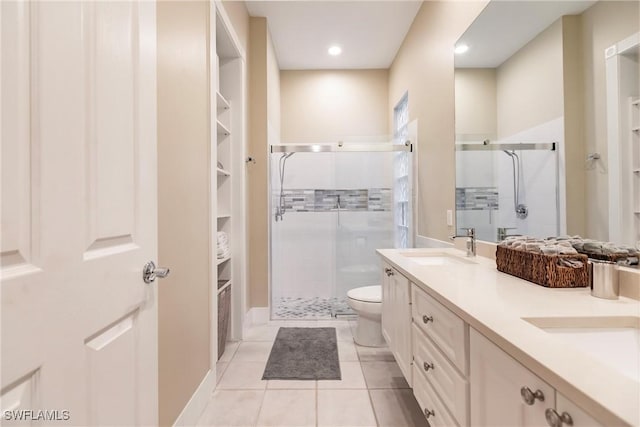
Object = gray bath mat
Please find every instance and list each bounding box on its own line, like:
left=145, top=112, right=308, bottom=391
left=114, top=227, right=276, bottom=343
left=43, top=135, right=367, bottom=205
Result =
left=262, top=327, right=341, bottom=380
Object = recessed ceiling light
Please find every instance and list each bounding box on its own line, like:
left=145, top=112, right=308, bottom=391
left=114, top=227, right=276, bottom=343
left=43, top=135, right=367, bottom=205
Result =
left=328, top=45, right=342, bottom=56
left=454, top=44, right=469, bottom=54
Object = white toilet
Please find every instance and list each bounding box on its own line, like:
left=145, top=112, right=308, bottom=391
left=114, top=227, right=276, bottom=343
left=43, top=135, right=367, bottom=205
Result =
left=347, top=285, right=385, bottom=347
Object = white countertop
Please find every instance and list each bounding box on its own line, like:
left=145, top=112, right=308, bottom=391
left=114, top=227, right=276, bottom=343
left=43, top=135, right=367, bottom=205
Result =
left=377, top=247, right=640, bottom=427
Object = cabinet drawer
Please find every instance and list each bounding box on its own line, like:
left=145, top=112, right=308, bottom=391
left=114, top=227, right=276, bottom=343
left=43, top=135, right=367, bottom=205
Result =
left=412, top=284, right=468, bottom=375
left=413, top=323, right=468, bottom=426
left=413, top=363, right=460, bottom=427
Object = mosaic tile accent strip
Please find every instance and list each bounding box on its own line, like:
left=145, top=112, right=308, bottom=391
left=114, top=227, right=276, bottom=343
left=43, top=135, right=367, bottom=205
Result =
left=275, top=188, right=392, bottom=212
left=456, top=187, right=499, bottom=211
left=368, top=188, right=392, bottom=211
left=273, top=297, right=354, bottom=320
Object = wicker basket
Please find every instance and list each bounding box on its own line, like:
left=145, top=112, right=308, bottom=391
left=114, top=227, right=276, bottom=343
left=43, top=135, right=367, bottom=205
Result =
left=496, top=246, right=589, bottom=288
left=217, top=284, right=232, bottom=360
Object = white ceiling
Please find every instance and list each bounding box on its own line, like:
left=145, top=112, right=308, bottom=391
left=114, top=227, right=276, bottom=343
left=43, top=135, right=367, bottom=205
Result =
left=245, top=1, right=422, bottom=70
left=455, top=1, right=596, bottom=68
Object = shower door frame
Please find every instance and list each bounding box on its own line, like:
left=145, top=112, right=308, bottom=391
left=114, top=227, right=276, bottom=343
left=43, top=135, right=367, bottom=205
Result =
left=454, top=141, right=561, bottom=241
left=267, top=142, right=413, bottom=321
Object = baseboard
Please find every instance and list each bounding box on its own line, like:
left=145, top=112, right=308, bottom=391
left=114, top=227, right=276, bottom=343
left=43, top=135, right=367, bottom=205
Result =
left=415, top=235, right=453, bottom=248
left=173, top=369, right=215, bottom=427
left=245, top=306, right=269, bottom=326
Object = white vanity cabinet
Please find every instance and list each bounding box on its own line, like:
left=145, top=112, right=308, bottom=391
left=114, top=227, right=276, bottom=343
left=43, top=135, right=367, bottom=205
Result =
left=411, top=283, right=470, bottom=426
left=470, top=328, right=604, bottom=427
left=381, top=262, right=412, bottom=385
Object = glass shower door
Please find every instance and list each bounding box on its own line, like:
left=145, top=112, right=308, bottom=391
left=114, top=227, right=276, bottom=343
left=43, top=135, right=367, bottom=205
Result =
left=332, top=151, right=394, bottom=316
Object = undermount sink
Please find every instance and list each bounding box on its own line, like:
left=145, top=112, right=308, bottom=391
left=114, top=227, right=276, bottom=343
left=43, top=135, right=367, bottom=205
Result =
left=523, top=316, right=640, bottom=382
left=398, top=251, right=476, bottom=266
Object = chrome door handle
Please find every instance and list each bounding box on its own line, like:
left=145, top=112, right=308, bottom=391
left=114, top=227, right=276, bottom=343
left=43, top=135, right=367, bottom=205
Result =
left=143, top=261, right=170, bottom=284
left=520, top=386, right=545, bottom=405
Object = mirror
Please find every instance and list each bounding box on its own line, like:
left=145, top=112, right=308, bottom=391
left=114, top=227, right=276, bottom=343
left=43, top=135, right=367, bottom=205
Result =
left=454, top=0, right=640, bottom=246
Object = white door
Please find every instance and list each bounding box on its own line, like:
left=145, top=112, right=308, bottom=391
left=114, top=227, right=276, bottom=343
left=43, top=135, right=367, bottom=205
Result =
left=1, top=2, right=159, bottom=425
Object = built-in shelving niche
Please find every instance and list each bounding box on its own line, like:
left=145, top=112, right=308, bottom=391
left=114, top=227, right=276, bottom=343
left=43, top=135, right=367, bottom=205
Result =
left=212, top=5, right=246, bottom=365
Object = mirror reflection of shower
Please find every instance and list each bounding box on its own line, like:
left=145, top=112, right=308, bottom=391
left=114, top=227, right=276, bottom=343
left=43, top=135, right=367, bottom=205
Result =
left=275, top=152, right=294, bottom=222
left=502, top=149, right=528, bottom=219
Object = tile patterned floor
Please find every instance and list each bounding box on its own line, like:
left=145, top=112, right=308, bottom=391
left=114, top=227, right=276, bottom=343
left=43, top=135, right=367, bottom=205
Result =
left=197, top=320, right=428, bottom=427
left=272, top=297, right=355, bottom=320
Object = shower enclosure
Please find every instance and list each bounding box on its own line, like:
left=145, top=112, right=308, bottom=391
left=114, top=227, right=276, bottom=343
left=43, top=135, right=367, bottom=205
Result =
left=455, top=141, right=561, bottom=242
left=269, top=142, right=412, bottom=320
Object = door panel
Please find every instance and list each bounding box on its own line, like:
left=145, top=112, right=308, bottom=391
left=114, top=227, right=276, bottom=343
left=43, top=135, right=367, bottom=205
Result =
left=0, top=0, right=39, bottom=276
left=1, top=1, right=158, bottom=425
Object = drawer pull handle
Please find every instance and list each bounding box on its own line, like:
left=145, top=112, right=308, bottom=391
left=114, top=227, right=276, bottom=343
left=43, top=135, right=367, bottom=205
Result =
left=423, top=361, right=434, bottom=372
left=384, top=268, right=394, bottom=276
left=545, top=409, right=573, bottom=427
left=424, top=408, right=435, bottom=419
left=422, top=315, right=433, bottom=324
left=520, top=387, right=545, bottom=405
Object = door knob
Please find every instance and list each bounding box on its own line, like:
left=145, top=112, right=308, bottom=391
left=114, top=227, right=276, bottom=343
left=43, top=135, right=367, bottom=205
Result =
left=143, top=261, right=170, bottom=284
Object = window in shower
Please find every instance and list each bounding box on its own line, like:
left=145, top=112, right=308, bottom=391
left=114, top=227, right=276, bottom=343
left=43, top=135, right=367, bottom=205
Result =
left=393, top=93, right=412, bottom=248
left=269, top=145, right=409, bottom=320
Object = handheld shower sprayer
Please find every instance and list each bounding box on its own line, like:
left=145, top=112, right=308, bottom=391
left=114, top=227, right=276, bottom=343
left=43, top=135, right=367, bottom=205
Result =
left=275, top=152, right=295, bottom=222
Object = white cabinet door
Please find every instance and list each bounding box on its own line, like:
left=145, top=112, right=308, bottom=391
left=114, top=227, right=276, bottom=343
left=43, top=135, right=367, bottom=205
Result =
left=393, top=269, right=412, bottom=385
left=554, top=393, right=604, bottom=427
left=470, top=329, right=553, bottom=427
left=382, top=263, right=393, bottom=345
left=381, top=264, right=412, bottom=386
left=1, top=2, right=158, bottom=425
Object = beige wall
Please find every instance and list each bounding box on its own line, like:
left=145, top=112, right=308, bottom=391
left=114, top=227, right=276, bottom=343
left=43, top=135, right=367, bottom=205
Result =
left=157, top=2, right=211, bottom=425
left=248, top=17, right=280, bottom=308
left=267, top=30, right=281, bottom=136
left=389, top=1, right=488, bottom=242
left=280, top=69, right=389, bottom=143
left=496, top=19, right=564, bottom=139
left=454, top=68, right=497, bottom=138
left=580, top=1, right=639, bottom=240
left=562, top=15, right=587, bottom=237
left=220, top=0, right=249, bottom=55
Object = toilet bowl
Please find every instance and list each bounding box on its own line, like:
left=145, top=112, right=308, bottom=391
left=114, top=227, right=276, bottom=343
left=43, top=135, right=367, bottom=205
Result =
left=347, top=285, right=385, bottom=347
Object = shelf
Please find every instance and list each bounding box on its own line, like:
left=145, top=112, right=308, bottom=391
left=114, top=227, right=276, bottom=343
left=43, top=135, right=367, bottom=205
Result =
left=397, top=224, right=409, bottom=228
left=217, top=92, right=230, bottom=110
left=217, top=167, right=231, bottom=177
left=217, top=213, right=231, bottom=219
left=217, top=255, right=231, bottom=266
left=217, top=120, right=231, bottom=137
left=217, top=279, right=231, bottom=294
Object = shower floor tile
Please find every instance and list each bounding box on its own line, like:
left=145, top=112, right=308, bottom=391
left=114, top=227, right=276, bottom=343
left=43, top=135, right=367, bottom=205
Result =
left=273, top=297, right=354, bottom=320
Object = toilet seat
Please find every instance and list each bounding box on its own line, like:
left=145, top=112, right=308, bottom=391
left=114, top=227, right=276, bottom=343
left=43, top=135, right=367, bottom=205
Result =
left=347, top=285, right=381, bottom=303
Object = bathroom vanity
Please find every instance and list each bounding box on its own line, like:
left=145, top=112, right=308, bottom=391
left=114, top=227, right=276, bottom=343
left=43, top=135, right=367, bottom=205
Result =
left=378, top=248, right=640, bottom=427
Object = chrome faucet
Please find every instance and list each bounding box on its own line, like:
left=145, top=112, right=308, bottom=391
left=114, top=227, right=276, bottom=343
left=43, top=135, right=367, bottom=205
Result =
left=497, top=227, right=520, bottom=242
left=450, top=227, right=476, bottom=257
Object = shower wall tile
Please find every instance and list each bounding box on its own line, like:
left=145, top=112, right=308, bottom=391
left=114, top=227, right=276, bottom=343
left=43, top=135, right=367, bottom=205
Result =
left=274, top=189, right=392, bottom=212
left=368, top=188, right=392, bottom=211
left=456, top=187, right=499, bottom=211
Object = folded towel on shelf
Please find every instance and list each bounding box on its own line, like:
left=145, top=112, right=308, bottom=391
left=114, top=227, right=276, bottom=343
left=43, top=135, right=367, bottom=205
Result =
left=217, top=231, right=230, bottom=259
